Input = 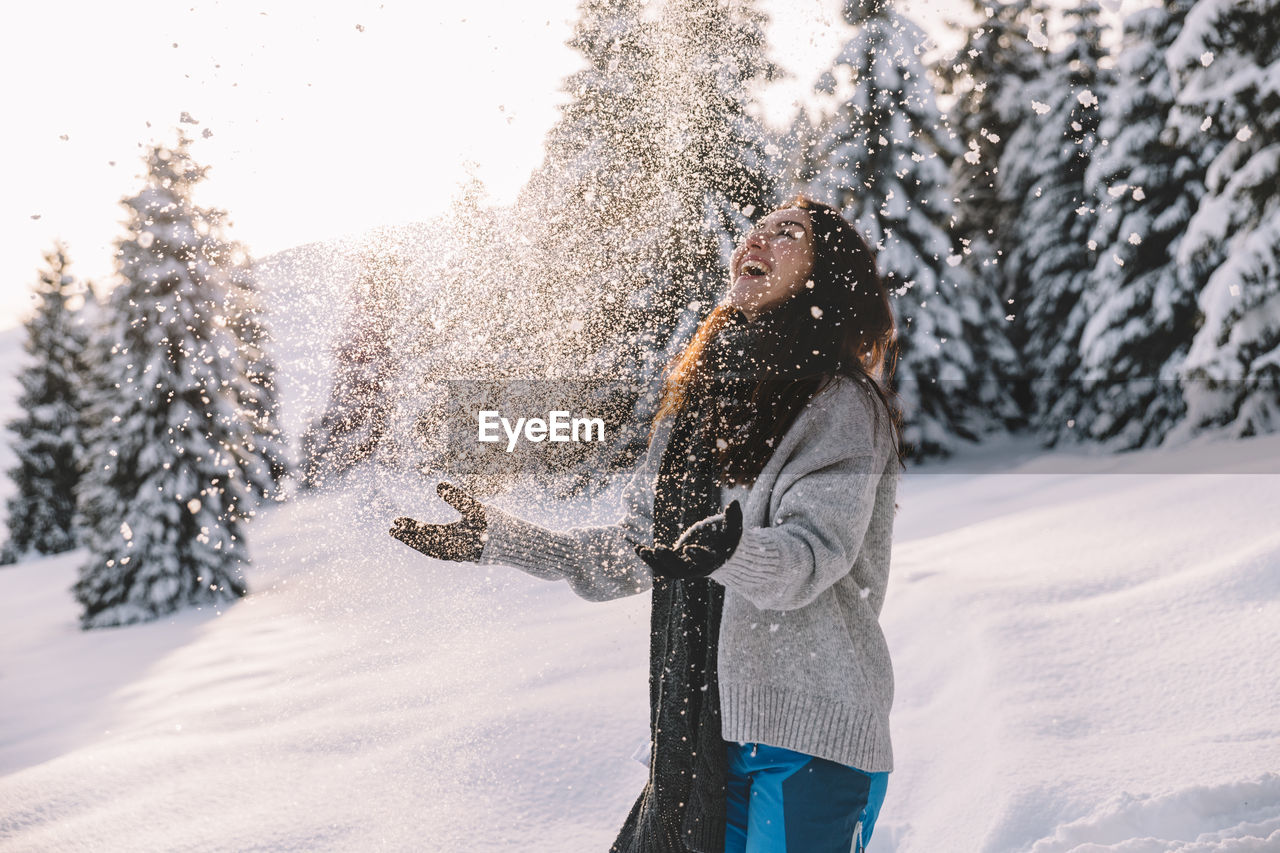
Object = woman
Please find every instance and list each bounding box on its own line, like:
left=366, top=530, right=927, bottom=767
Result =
left=390, top=196, right=906, bottom=852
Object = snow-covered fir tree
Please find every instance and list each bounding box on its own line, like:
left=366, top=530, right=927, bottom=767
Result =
left=778, top=106, right=822, bottom=190
left=935, top=0, right=1043, bottom=355
left=3, top=243, right=92, bottom=561
left=647, top=0, right=777, bottom=313
left=221, top=242, right=290, bottom=494
left=999, top=1, right=1106, bottom=439
left=300, top=241, right=409, bottom=488
left=514, top=0, right=664, bottom=378
left=1164, top=0, right=1280, bottom=440
left=508, top=0, right=777, bottom=465
left=808, top=0, right=1019, bottom=457
left=1074, top=0, right=1208, bottom=448
left=74, top=132, right=261, bottom=628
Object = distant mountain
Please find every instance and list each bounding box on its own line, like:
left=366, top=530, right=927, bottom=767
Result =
left=252, top=219, right=446, bottom=448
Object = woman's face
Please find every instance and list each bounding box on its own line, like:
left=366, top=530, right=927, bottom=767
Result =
left=724, top=208, right=815, bottom=321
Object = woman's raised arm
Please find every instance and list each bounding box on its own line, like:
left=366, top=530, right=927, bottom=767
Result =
left=475, top=417, right=673, bottom=602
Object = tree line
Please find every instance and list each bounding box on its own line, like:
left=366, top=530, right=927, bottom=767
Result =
left=6, top=0, right=1277, bottom=626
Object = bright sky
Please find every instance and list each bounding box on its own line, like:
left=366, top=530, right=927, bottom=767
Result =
left=1, top=0, right=976, bottom=331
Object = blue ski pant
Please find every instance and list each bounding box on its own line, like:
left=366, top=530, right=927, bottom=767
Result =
left=724, top=741, right=888, bottom=853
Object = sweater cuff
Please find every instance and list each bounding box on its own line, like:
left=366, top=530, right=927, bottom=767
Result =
left=478, top=504, right=569, bottom=581
left=709, top=529, right=783, bottom=596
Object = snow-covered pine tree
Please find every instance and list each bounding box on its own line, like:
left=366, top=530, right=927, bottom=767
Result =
left=514, top=0, right=663, bottom=378
left=221, top=241, right=290, bottom=494
left=300, top=241, right=409, bottom=488
left=779, top=105, right=822, bottom=191
left=74, top=132, right=259, bottom=628
left=3, top=243, right=91, bottom=560
left=1074, top=0, right=1208, bottom=448
left=599, top=0, right=779, bottom=462
left=808, top=0, right=1019, bottom=457
left=935, top=0, right=1043, bottom=383
left=509, top=0, right=777, bottom=467
left=1164, top=0, right=1280, bottom=440
left=999, top=1, right=1107, bottom=440
left=647, top=0, right=777, bottom=315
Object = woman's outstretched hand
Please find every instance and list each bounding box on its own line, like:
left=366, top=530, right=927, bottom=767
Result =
left=389, top=481, right=488, bottom=563
left=635, top=500, right=743, bottom=581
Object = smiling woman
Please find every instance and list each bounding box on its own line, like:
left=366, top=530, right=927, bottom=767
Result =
left=724, top=208, right=815, bottom=321
left=391, top=195, right=908, bottom=853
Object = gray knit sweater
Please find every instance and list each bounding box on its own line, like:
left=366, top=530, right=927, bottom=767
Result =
left=478, top=374, right=900, bottom=773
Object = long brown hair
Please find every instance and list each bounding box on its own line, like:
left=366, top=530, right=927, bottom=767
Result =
left=650, top=195, right=907, bottom=485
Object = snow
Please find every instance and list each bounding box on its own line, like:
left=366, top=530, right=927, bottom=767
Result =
left=3, top=431, right=1280, bottom=850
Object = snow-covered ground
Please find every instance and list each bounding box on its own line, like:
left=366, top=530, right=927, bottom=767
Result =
left=2, top=429, right=1279, bottom=851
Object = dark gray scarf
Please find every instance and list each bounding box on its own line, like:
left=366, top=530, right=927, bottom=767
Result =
left=610, top=311, right=757, bottom=853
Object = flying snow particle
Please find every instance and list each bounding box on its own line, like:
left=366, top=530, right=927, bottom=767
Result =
left=946, top=254, right=962, bottom=267
left=1200, top=51, right=1214, bottom=67
left=179, top=112, right=199, bottom=124
left=187, top=498, right=202, bottom=514
left=355, top=23, right=365, bottom=32
left=810, top=306, right=824, bottom=319
left=120, top=522, right=133, bottom=541
left=1236, top=126, right=1253, bottom=142
left=1132, top=188, right=1146, bottom=201
left=1127, top=232, right=1142, bottom=245
left=1027, top=18, right=1049, bottom=49
left=1077, top=89, right=1097, bottom=108
left=1031, top=100, right=1050, bottom=116
left=742, top=204, right=756, bottom=217
left=1200, top=116, right=1212, bottom=132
